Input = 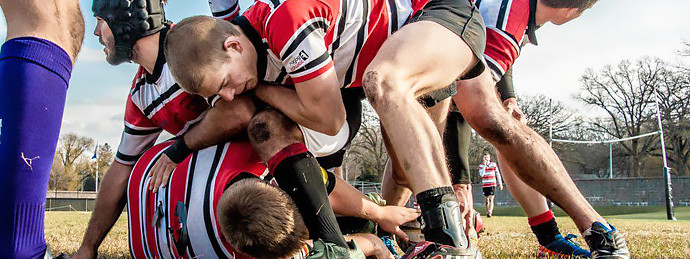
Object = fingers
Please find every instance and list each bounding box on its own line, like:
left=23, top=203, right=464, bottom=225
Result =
left=393, top=226, right=409, bottom=242
left=161, top=167, right=173, bottom=188
left=148, top=161, right=161, bottom=191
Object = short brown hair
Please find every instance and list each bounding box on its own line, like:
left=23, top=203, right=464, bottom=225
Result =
left=540, top=0, right=598, bottom=11
left=217, top=179, right=309, bottom=259
left=164, top=15, right=242, bottom=93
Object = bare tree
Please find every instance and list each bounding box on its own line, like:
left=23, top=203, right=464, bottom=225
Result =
left=519, top=94, right=580, bottom=140
left=50, top=133, right=94, bottom=190
left=655, top=63, right=690, bottom=175
left=344, top=102, right=388, bottom=182
left=578, top=57, right=665, bottom=177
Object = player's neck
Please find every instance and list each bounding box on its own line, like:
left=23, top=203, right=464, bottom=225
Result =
left=132, top=32, right=161, bottom=74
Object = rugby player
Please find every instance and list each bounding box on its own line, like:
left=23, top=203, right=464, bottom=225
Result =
left=74, top=0, right=257, bottom=257
left=477, top=153, right=502, bottom=218
left=447, top=0, right=630, bottom=257
left=165, top=0, right=486, bottom=254
left=126, top=140, right=417, bottom=258
left=0, top=0, right=84, bottom=257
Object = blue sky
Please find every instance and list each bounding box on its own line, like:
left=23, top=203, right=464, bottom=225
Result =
left=1, top=0, right=689, bottom=148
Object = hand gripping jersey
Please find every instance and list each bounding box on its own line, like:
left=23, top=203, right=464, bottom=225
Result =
left=474, top=0, right=538, bottom=81
left=115, top=26, right=210, bottom=165
left=127, top=141, right=269, bottom=258
left=478, top=162, right=500, bottom=188
left=217, top=0, right=430, bottom=88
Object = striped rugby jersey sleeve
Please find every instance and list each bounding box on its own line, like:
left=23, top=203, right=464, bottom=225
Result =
left=116, top=92, right=162, bottom=165
left=265, top=0, right=335, bottom=83
left=209, top=0, right=241, bottom=21
left=478, top=0, right=530, bottom=81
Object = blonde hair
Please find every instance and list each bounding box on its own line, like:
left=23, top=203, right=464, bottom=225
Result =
left=164, top=15, right=242, bottom=93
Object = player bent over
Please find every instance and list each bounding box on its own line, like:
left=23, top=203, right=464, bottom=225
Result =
left=75, top=1, right=256, bottom=257
left=0, top=0, right=84, bottom=257
left=447, top=0, right=629, bottom=257
left=165, top=0, right=486, bottom=254
left=126, top=140, right=419, bottom=258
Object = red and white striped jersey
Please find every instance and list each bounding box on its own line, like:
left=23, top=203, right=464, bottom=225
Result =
left=474, top=0, right=537, bottom=80
left=115, top=27, right=210, bottom=165
left=127, top=141, right=269, bottom=259
left=220, top=0, right=429, bottom=88
left=478, top=162, right=500, bottom=188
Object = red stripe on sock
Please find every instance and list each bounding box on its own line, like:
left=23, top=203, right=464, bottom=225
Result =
left=267, top=143, right=309, bottom=174
left=528, top=210, right=554, bottom=227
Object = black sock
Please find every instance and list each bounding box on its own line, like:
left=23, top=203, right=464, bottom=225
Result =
left=531, top=218, right=561, bottom=246
left=271, top=149, right=348, bottom=248
left=416, top=186, right=466, bottom=247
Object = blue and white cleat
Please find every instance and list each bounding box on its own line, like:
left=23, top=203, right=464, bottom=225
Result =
left=538, top=234, right=591, bottom=258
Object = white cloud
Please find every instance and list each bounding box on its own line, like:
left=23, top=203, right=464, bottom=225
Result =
left=0, top=10, right=6, bottom=40
left=78, top=47, right=106, bottom=63
left=61, top=97, right=128, bottom=149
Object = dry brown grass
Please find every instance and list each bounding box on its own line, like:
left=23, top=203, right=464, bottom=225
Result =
left=45, top=211, right=690, bottom=258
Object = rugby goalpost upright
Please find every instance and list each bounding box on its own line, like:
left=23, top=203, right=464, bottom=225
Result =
left=546, top=90, right=677, bottom=220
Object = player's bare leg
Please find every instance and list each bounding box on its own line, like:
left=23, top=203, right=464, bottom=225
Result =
left=0, top=1, right=84, bottom=257
left=364, top=21, right=478, bottom=249
left=381, top=98, right=450, bottom=207
left=497, top=152, right=549, bottom=217
left=247, top=108, right=350, bottom=248
left=454, top=70, right=605, bottom=232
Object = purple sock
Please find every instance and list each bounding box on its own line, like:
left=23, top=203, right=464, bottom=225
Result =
left=0, top=37, right=72, bottom=258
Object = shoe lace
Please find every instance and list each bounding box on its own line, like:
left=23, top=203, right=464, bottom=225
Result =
left=563, top=234, right=585, bottom=249
left=381, top=236, right=402, bottom=256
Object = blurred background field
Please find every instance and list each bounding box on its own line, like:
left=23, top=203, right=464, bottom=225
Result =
left=46, top=206, right=690, bottom=258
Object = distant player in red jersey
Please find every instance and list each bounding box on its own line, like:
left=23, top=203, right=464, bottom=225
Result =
left=477, top=153, right=502, bottom=217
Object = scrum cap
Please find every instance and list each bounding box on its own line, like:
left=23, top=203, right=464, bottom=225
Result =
left=92, top=0, right=166, bottom=64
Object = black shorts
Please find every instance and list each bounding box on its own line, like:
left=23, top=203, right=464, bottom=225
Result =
left=482, top=187, right=495, bottom=197
left=407, top=0, right=486, bottom=80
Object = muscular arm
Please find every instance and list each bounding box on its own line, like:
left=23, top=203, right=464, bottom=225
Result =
left=75, top=162, right=133, bottom=258
left=255, top=67, right=345, bottom=135
left=183, top=96, right=255, bottom=150
left=329, top=177, right=419, bottom=240
left=149, top=96, right=256, bottom=191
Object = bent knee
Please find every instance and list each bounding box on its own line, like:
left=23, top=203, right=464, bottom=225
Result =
left=362, top=70, right=408, bottom=108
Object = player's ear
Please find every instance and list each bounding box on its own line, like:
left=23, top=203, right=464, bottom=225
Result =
left=223, top=36, right=243, bottom=54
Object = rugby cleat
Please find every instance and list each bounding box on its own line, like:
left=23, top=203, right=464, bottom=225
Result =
left=538, top=234, right=591, bottom=258
left=583, top=222, right=630, bottom=259
left=307, top=239, right=365, bottom=259
left=401, top=240, right=481, bottom=259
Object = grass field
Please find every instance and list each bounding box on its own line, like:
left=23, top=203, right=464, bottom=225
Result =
left=45, top=207, right=690, bottom=258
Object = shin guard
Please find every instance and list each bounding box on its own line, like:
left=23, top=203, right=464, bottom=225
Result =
left=417, top=187, right=468, bottom=248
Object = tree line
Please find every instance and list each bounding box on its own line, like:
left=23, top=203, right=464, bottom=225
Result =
left=49, top=133, right=114, bottom=191
left=343, top=50, right=689, bottom=182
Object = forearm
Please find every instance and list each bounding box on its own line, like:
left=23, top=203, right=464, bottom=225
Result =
left=329, top=177, right=382, bottom=221
left=184, top=96, right=255, bottom=150
left=79, top=162, right=133, bottom=249
left=256, top=84, right=345, bottom=135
